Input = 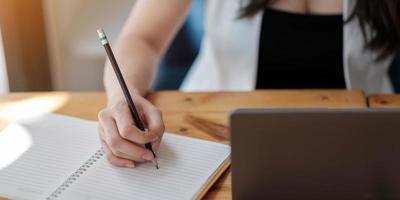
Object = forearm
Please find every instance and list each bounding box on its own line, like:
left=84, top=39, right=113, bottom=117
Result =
left=103, top=0, right=192, bottom=103
left=104, top=36, right=159, bottom=103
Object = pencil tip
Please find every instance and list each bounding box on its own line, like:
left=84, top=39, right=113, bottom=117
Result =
left=153, top=158, right=159, bottom=170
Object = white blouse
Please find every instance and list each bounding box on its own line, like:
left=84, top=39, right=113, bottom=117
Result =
left=180, top=0, right=395, bottom=94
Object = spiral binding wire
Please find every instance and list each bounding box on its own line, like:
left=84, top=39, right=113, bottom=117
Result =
left=46, top=148, right=105, bottom=200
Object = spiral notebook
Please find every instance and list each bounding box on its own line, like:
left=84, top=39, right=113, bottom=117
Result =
left=0, top=114, right=231, bottom=200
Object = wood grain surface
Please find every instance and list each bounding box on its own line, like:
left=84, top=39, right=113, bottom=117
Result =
left=368, top=94, right=400, bottom=108
left=0, top=90, right=367, bottom=200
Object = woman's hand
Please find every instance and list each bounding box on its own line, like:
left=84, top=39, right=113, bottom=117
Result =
left=97, top=95, right=164, bottom=168
left=99, top=0, right=190, bottom=169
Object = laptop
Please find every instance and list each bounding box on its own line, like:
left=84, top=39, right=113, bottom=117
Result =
left=230, top=109, right=400, bottom=200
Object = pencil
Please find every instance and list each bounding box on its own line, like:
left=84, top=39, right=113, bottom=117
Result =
left=97, top=28, right=159, bottom=170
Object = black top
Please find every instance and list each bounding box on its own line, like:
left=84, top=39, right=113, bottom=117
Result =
left=256, top=8, right=345, bottom=89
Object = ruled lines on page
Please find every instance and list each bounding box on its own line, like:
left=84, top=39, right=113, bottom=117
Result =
left=0, top=114, right=100, bottom=200
left=58, top=133, right=231, bottom=200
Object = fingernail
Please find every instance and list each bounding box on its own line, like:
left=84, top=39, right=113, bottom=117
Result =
left=142, top=152, right=154, bottom=161
left=125, top=163, right=135, bottom=168
left=152, top=142, right=160, bottom=151
left=151, top=136, right=159, bottom=142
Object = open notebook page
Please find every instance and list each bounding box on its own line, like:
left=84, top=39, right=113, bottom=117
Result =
left=56, top=133, right=231, bottom=200
left=0, top=113, right=231, bottom=200
left=0, top=114, right=100, bottom=200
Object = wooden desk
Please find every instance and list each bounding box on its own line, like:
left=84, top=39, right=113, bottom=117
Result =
left=368, top=94, right=400, bottom=108
left=0, top=90, right=367, bottom=200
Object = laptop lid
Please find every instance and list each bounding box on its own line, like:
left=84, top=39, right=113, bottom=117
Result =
left=231, top=109, right=400, bottom=200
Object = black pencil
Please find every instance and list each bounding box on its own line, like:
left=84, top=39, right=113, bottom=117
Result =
left=97, top=28, right=159, bottom=170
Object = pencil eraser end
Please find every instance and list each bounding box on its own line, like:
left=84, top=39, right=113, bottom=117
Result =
left=97, top=28, right=105, bottom=37
left=97, top=28, right=108, bottom=45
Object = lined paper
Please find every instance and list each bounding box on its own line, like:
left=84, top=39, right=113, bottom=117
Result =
left=0, top=113, right=231, bottom=200
left=58, top=133, right=230, bottom=200
left=0, top=114, right=100, bottom=200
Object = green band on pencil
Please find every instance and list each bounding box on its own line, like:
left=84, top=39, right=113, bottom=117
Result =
left=99, top=36, right=108, bottom=44
left=97, top=29, right=109, bottom=45
left=99, top=36, right=107, bottom=41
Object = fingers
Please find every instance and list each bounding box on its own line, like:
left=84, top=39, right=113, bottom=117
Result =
left=98, top=125, right=135, bottom=168
left=142, top=105, right=165, bottom=151
left=101, top=139, right=135, bottom=168
left=111, top=102, right=159, bottom=144
left=144, top=106, right=165, bottom=137
left=98, top=110, right=155, bottom=164
left=98, top=96, right=165, bottom=168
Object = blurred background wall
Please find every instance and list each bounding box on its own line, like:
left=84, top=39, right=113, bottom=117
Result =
left=0, top=0, right=398, bottom=93
left=0, top=0, right=52, bottom=92
left=0, top=0, right=203, bottom=93
left=42, top=0, right=135, bottom=91
left=0, top=28, right=8, bottom=94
